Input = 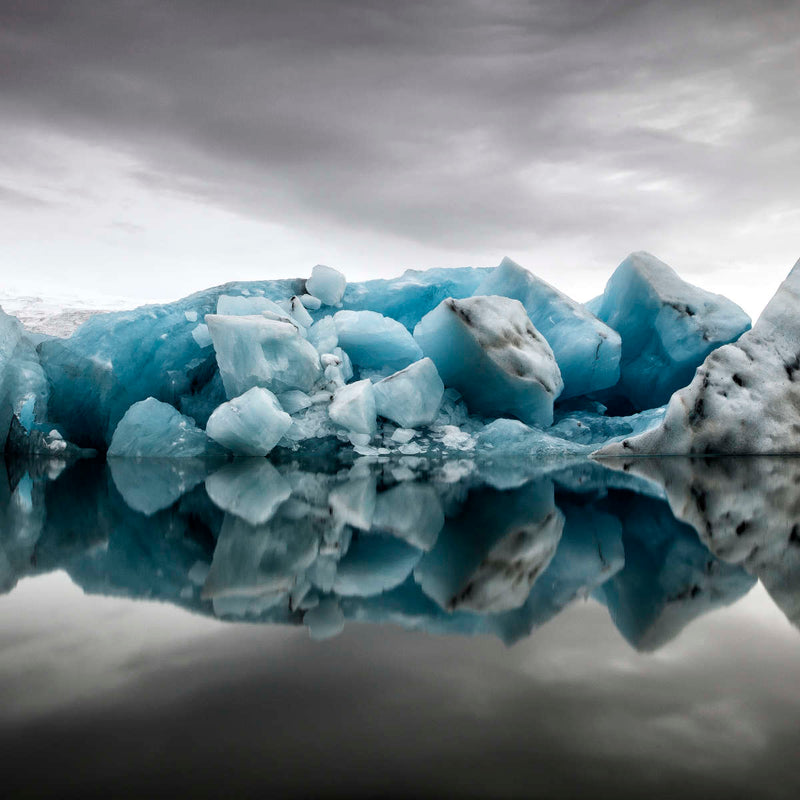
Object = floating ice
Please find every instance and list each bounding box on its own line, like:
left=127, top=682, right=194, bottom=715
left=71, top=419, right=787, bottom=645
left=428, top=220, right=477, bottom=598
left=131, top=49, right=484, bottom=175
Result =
left=306, top=264, right=346, bottom=306
left=108, top=397, right=221, bottom=458
left=206, top=387, right=291, bottom=456
left=414, top=296, right=563, bottom=426
left=0, top=308, right=49, bottom=449
left=587, top=252, right=751, bottom=412
left=207, top=313, right=322, bottom=398
left=6, top=254, right=771, bottom=458
left=373, top=358, right=444, bottom=429
left=333, top=310, right=422, bottom=371
left=595, top=257, right=800, bottom=456
left=328, top=379, right=377, bottom=435
left=475, top=258, right=620, bottom=399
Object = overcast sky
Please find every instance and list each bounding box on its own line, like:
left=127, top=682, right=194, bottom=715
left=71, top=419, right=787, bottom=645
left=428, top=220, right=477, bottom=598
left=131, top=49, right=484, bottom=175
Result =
left=1, top=0, right=798, bottom=315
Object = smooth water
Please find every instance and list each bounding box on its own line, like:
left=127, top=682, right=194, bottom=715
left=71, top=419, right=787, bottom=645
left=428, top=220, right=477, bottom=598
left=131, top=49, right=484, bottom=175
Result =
left=1, top=454, right=799, bottom=799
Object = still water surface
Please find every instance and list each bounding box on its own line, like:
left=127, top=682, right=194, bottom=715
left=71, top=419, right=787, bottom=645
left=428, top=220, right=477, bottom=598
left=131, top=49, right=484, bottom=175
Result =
left=1, top=454, right=799, bottom=799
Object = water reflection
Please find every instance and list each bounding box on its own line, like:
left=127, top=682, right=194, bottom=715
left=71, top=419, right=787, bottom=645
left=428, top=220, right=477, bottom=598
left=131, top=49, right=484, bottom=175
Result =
left=2, top=453, right=798, bottom=648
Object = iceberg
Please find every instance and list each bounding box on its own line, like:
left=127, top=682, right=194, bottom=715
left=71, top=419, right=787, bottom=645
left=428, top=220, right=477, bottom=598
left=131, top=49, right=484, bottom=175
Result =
left=206, top=387, right=291, bottom=456
left=305, top=264, right=346, bottom=307
left=588, top=252, right=750, bottom=412
left=372, top=358, right=444, bottom=429
left=206, top=313, right=322, bottom=398
left=0, top=308, right=49, bottom=450
left=595, top=257, right=800, bottom=456
left=475, top=258, right=620, bottom=399
left=333, top=310, right=422, bottom=371
left=107, top=397, right=221, bottom=458
left=328, top=379, right=377, bottom=435
left=414, top=296, right=563, bottom=427
left=3, top=253, right=774, bottom=459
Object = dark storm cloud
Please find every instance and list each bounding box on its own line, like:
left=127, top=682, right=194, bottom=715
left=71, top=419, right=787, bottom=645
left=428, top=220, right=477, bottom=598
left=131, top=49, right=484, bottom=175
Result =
left=1, top=0, right=798, bottom=255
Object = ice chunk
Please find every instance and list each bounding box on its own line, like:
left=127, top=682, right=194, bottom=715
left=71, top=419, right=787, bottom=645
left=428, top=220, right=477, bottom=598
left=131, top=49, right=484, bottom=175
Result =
left=307, top=317, right=338, bottom=354
left=328, top=379, right=377, bottom=435
left=475, top=258, right=620, bottom=399
left=595, top=257, right=800, bottom=456
left=108, top=397, right=221, bottom=458
left=205, top=460, right=292, bottom=526
left=373, top=358, right=444, bottom=429
left=588, top=252, right=751, bottom=412
left=306, top=264, right=346, bottom=306
left=206, top=387, right=291, bottom=456
left=37, top=277, right=299, bottom=449
left=340, top=266, right=490, bottom=329
left=413, top=296, right=563, bottom=426
left=372, top=482, right=444, bottom=551
left=285, top=295, right=313, bottom=328
left=475, top=418, right=587, bottom=457
left=277, top=390, right=313, bottom=415
left=299, top=294, right=322, bottom=311
left=0, top=308, right=49, bottom=450
left=333, top=310, right=423, bottom=371
left=206, top=314, right=322, bottom=398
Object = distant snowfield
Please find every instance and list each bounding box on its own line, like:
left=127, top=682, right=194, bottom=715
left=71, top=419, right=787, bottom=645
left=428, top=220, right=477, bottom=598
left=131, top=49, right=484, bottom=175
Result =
left=0, top=290, right=157, bottom=337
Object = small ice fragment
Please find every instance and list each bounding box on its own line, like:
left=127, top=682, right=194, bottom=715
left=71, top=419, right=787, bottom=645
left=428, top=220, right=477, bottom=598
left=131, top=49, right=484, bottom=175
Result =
left=329, top=379, right=377, bottom=435
left=192, top=323, right=212, bottom=348
left=391, top=428, right=416, bottom=444
left=184, top=310, right=198, bottom=323
left=277, top=390, right=313, bottom=415
left=300, top=294, right=322, bottom=310
left=306, top=265, right=346, bottom=306
left=206, top=386, right=292, bottom=456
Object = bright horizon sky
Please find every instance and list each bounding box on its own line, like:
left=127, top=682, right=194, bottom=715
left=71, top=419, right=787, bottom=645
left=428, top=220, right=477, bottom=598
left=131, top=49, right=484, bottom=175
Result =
left=1, top=1, right=798, bottom=320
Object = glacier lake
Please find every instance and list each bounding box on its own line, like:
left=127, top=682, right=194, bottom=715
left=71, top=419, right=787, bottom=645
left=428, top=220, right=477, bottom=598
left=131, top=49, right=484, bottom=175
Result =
left=1, top=453, right=799, bottom=799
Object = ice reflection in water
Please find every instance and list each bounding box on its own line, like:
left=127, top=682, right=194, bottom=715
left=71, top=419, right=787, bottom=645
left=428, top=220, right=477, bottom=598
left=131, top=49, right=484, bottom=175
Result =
left=2, top=453, right=799, bottom=648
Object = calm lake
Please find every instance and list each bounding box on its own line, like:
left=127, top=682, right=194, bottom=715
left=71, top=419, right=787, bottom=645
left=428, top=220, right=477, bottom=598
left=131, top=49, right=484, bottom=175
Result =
left=1, top=454, right=799, bottom=799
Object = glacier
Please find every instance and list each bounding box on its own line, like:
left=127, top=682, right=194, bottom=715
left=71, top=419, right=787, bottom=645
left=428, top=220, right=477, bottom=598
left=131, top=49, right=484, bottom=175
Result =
left=3, top=251, right=793, bottom=460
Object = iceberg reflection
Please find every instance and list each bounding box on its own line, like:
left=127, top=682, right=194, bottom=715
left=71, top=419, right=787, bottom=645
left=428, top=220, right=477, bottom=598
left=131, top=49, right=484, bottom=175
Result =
left=3, top=453, right=799, bottom=648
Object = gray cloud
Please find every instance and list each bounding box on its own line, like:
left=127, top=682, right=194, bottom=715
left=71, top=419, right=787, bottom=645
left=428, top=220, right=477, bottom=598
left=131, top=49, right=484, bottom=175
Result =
left=0, top=0, right=798, bottom=282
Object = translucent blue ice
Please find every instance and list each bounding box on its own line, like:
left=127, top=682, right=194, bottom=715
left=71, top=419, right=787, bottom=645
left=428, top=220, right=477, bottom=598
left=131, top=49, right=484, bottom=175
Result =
left=414, top=296, right=563, bottom=427
left=587, top=252, right=751, bottom=412
left=206, top=313, right=322, bottom=399
left=475, top=258, right=621, bottom=399
left=0, top=308, right=48, bottom=448
left=108, top=397, right=222, bottom=458
left=328, top=379, right=377, bottom=435
left=305, top=264, right=346, bottom=306
left=372, top=357, right=444, bottom=429
left=333, top=310, right=423, bottom=371
left=206, top=387, right=291, bottom=456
